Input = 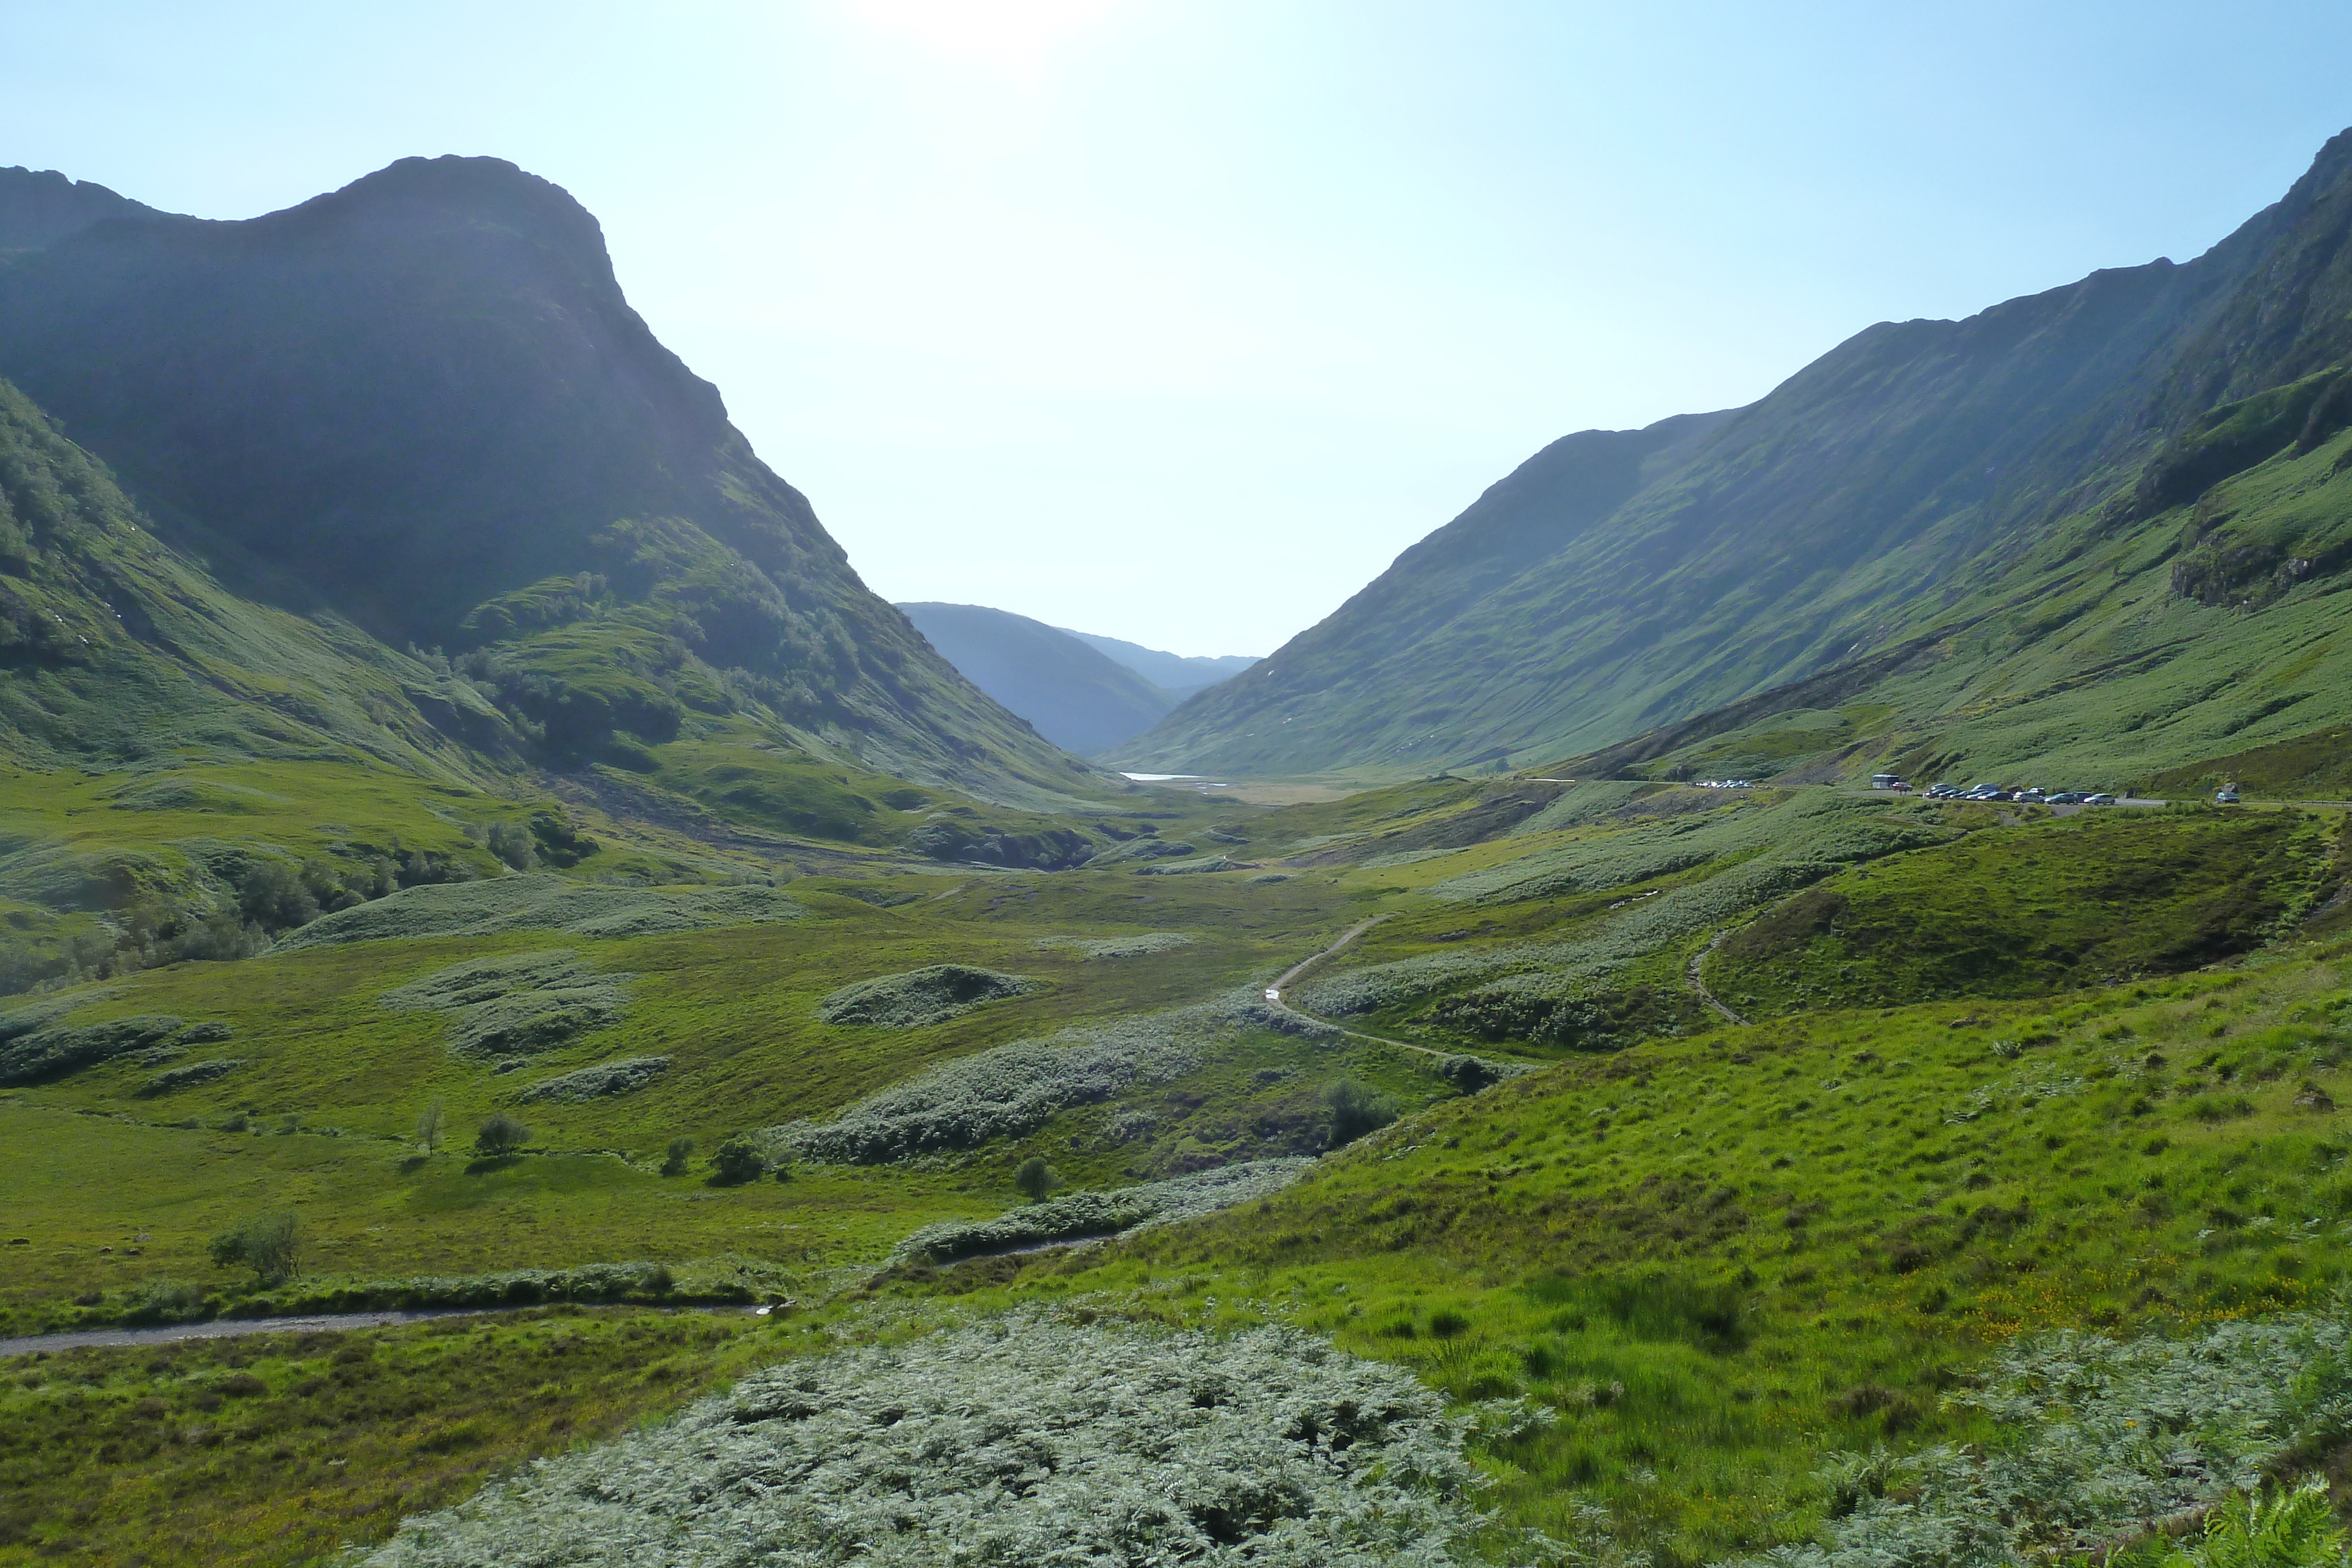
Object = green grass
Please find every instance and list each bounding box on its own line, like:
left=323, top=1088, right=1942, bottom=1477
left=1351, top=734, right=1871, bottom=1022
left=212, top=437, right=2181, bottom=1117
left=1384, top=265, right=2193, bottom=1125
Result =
left=1707, top=805, right=2346, bottom=1015
left=6, top=766, right=2349, bottom=1563
left=942, top=934, right=2352, bottom=1564
left=0, top=1305, right=793, bottom=1567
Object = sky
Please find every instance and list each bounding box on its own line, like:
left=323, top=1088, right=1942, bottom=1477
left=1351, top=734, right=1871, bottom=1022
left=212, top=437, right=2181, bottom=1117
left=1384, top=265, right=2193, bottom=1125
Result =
left=8, top=4, right=2352, bottom=657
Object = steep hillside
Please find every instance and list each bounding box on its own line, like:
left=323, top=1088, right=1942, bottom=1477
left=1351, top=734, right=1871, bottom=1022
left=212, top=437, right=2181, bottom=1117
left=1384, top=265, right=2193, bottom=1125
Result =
left=897, top=603, right=1177, bottom=754
left=1122, top=129, right=2352, bottom=780
left=0, top=156, right=1091, bottom=807
left=1055, top=628, right=1257, bottom=697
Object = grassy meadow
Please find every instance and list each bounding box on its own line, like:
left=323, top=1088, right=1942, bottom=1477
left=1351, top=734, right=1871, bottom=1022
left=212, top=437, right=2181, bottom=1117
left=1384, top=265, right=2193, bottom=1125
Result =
left=2, top=763, right=2348, bottom=1565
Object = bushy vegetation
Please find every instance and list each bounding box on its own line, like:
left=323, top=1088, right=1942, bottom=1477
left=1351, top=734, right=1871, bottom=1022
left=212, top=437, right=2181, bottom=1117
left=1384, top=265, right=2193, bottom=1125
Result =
left=278, top=876, right=806, bottom=950
left=1325, top=1076, right=1401, bottom=1146
left=473, top=1112, right=531, bottom=1156
left=893, top=1159, right=1314, bottom=1264
left=767, top=1009, right=1214, bottom=1164
left=1012, top=1154, right=1063, bottom=1202
left=355, top=1312, right=1501, bottom=1567
left=1033, top=931, right=1195, bottom=958
left=816, top=964, right=1034, bottom=1029
left=517, top=1055, right=669, bottom=1104
left=207, top=1212, right=301, bottom=1286
left=1745, top=1299, right=2352, bottom=1566
left=0, top=1011, right=228, bottom=1086
left=379, top=950, right=632, bottom=1061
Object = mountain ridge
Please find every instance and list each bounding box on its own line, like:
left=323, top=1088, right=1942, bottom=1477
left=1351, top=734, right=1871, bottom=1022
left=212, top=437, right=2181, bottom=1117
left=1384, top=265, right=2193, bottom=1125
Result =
left=1117, top=127, right=2352, bottom=781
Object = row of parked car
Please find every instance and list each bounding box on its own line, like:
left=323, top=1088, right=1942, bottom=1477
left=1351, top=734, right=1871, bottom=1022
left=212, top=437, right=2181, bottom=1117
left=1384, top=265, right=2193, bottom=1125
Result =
left=1874, top=775, right=2123, bottom=805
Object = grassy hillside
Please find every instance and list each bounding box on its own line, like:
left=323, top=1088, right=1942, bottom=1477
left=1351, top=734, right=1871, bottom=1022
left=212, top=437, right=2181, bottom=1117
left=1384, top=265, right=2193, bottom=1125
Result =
left=1122, top=128, right=2352, bottom=784
left=897, top=601, right=1177, bottom=754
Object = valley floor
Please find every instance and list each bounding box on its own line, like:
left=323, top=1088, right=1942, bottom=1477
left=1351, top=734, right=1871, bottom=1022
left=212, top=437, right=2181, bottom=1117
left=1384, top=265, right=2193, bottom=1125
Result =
left=2, top=767, right=2348, bottom=1565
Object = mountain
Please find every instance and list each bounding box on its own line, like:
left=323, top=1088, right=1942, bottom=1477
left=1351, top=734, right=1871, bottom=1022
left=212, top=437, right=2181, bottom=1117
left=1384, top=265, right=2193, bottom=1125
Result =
left=897, top=603, right=1179, bottom=754
left=1053, top=629, right=1257, bottom=697
left=1118, top=129, right=2352, bottom=785
left=0, top=157, right=1093, bottom=807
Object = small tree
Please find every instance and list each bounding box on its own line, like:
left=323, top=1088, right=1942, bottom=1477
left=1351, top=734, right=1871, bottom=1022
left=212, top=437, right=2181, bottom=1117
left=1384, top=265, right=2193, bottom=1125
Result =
left=208, top=1211, right=301, bottom=1286
left=710, top=1135, right=766, bottom=1185
left=416, top=1100, right=443, bottom=1154
left=1013, top=1156, right=1062, bottom=1203
left=660, top=1136, right=695, bottom=1176
left=1324, top=1078, right=1399, bottom=1148
left=475, top=1111, right=531, bottom=1156
left=485, top=820, right=535, bottom=871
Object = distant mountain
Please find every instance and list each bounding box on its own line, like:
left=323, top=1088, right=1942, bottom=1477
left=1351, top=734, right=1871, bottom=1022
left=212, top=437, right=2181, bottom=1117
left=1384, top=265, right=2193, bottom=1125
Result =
left=0, top=166, right=158, bottom=252
left=898, top=603, right=1178, bottom=754
left=1117, top=129, right=2352, bottom=785
left=0, top=156, right=1093, bottom=807
left=1054, top=630, right=1257, bottom=697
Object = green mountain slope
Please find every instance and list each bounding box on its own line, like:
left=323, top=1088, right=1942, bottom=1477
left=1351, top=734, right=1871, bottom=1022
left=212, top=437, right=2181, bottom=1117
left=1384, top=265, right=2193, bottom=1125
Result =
left=897, top=602, right=1177, bottom=754
left=1122, top=129, right=2352, bottom=780
left=0, top=156, right=1090, bottom=808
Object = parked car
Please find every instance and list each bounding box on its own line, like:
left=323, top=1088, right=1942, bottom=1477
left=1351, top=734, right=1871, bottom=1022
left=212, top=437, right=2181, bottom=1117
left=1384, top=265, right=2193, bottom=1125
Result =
left=1926, top=784, right=1957, bottom=798
left=2215, top=789, right=2241, bottom=804
left=2045, top=792, right=2084, bottom=805
left=2016, top=788, right=2047, bottom=803
left=2083, top=793, right=2117, bottom=806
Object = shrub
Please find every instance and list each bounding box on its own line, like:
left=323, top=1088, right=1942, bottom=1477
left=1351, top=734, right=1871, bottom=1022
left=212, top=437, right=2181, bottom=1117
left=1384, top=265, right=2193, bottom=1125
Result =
left=709, top=1135, right=766, bottom=1185
left=474, top=1112, right=530, bottom=1156
left=415, top=1101, right=443, bottom=1153
left=483, top=820, right=536, bottom=871
left=123, top=1276, right=206, bottom=1324
left=1031, top=932, right=1194, bottom=959
left=380, top=950, right=633, bottom=1059
left=816, top=964, right=1034, bottom=1030
left=767, top=1009, right=1211, bottom=1165
left=208, top=1211, right=300, bottom=1286
left=660, top=1136, right=694, bottom=1177
left=894, top=1161, right=1315, bottom=1265
left=133, top=1057, right=242, bottom=1097
left=276, top=876, right=806, bottom=950
left=1013, top=1156, right=1062, bottom=1203
left=517, top=1056, right=669, bottom=1104
left=350, top=1312, right=1496, bottom=1566
left=1325, top=1078, right=1399, bottom=1147
left=0, top=1013, right=213, bottom=1086
left=1743, top=1299, right=2352, bottom=1567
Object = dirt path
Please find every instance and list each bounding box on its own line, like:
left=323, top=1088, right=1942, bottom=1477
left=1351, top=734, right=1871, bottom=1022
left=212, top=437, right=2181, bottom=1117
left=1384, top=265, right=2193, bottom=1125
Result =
left=0, top=1308, right=503, bottom=1358
left=1687, top=928, right=1750, bottom=1028
left=0, top=1303, right=763, bottom=1359
left=1260, top=916, right=1452, bottom=1059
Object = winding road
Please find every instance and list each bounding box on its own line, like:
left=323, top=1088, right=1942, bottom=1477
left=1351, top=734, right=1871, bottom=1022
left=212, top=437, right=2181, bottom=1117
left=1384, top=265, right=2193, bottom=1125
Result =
left=1259, top=916, right=1455, bottom=1059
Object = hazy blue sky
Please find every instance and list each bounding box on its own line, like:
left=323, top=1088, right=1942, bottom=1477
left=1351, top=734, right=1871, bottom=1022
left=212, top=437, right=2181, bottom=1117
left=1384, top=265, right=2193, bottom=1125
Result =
left=9, top=3, right=2352, bottom=656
